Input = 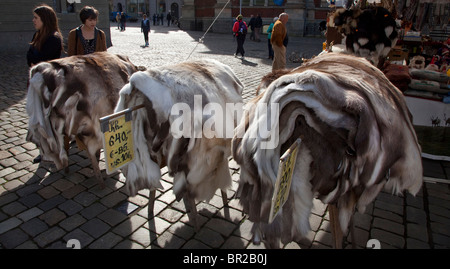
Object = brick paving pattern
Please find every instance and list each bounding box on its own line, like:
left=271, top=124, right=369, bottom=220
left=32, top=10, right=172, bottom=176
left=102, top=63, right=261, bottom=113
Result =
left=0, top=23, right=449, bottom=249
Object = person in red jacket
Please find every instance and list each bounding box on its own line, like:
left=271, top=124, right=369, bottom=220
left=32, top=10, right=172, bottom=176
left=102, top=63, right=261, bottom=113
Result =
left=232, top=14, right=248, bottom=59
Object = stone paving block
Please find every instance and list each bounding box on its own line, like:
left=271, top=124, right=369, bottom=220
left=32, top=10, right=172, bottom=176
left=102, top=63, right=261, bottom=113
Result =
left=37, top=186, right=60, bottom=199
left=406, top=193, right=424, bottom=209
left=314, top=230, right=333, bottom=248
left=37, top=171, right=63, bottom=186
left=2, top=201, right=27, bottom=216
left=205, top=217, right=237, bottom=237
left=89, top=232, right=123, bottom=249
left=39, top=208, right=66, bottom=226
left=0, top=192, right=18, bottom=207
left=80, top=202, right=107, bottom=220
left=159, top=207, right=184, bottom=223
left=34, top=226, right=66, bottom=248
left=0, top=157, right=18, bottom=167
left=182, top=238, right=210, bottom=249
left=407, top=207, right=428, bottom=226
left=18, top=193, right=44, bottom=208
left=16, top=183, right=43, bottom=198
left=373, top=208, right=403, bottom=223
left=374, top=200, right=403, bottom=215
left=216, top=207, right=245, bottom=224
left=61, top=184, right=86, bottom=199
left=74, top=191, right=98, bottom=207
left=371, top=228, right=405, bottom=249
left=145, top=216, right=172, bottom=235
left=37, top=195, right=66, bottom=211
left=15, top=241, right=39, bottom=249
left=52, top=179, right=75, bottom=192
left=98, top=208, right=127, bottom=226
left=89, top=183, right=114, bottom=198
left=114, top=239, right=145, bottom=249
left=20, top=218, right=48, bottom=238
left=221, top=235, right=248, bottom=249
left=428, top=204, right=450, bottom=219
left=17, top=207, right=44, bottom=222
left=4, top=169, right=29, bottom=181
left=80, top=218, right=110, bottom=239
left=407, top=238, right=430, bottom=249
left=195, top=227, right=225, bottom=248
left=113, top=214, right=147, bottom=237
left=154, top=230, right=186, bottom=249
left=58, top=199, right=83, bottom=216
left=3, top=179, right=22, bottom=191
left=0, top=217, right=22, bottom=235
left=63, top=229, right=94, bottom=249
left=373, top=217, right=404, bottom=235
left=407, top=223, right=428, bottom=242
left=115, top=200, right=140, bottom=215
left=432, top=233, right=450, bottom=248
left=129, top=227, right=154, bottom=247
left=100, top=191, right=127, bottom=208
left=167, top=221, right=195, bottom=240
left=59, top=214, right=87, bottom=232
left=430, top=222, right=450, bottom=237
left=0, top=228, right=29, bottom=249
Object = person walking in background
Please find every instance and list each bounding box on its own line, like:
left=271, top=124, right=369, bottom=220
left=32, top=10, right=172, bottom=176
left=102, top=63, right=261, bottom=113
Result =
left=232, top=14, right=247, bottom=59
left=141, top=14, right=151, bottom=47
left=153, top=13, right=157, bottom=26
left=267, top=17, right=278, bottom=60
left=116, top=12, right=121, bottom=29
left=120, top=11, right=126, bottom=31
left=167, top=12, right=172, bottom=26
left=27, top=4, right=64, bottom=67
left=26, top=4, right=64, bottom=163
left=271, top=13, right=289, bottom=71
left=254, top=14, right=263, bottom=42
left=248, top=15, right=255, bottom=41
left=67, top=6, right=107, bottom=56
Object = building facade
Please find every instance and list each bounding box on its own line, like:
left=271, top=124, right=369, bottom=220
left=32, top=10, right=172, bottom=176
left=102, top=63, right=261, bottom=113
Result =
left=110, top=0, right=184, bottom=21
left=180, top=0, right=330, bottom=37
left=110, top=0, right=329, bottom=36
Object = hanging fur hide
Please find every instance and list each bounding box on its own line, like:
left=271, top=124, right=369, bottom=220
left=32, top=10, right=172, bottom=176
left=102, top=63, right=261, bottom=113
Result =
left=115, top=59, right=244, bottom=202
left=329, top=6, right=399, bottom=67
left=232, top=53, right=423, bottom=248
left=26, top=52, right=141, bottom=185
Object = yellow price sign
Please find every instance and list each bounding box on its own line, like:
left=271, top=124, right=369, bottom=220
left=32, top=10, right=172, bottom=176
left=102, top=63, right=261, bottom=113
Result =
left=268, top=138, right=301, bottom=224
left=100, top=107, right=137, bottom=174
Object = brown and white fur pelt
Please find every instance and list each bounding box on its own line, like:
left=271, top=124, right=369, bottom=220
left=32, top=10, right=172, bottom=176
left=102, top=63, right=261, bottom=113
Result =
left=115, top=59, right=243, bottom=203
left=232, top=53, right=423, bottom=248
left=26, top=52, right=140, bottom=185
left=329, top=7, right=399, bottom=67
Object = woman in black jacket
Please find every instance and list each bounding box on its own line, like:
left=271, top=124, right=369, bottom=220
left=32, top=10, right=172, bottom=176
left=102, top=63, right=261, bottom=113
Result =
left=26, top=4, right=63, bottom=164
left=26, top=4, right=63, bottom=67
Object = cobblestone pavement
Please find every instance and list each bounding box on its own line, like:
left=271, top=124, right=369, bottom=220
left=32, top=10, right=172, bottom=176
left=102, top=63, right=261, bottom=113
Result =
left=0, top=23, right=449, bottom=249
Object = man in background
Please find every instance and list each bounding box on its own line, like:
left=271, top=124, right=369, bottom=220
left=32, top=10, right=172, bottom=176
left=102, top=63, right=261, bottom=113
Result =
left=270, top=13, right=289, bottom=71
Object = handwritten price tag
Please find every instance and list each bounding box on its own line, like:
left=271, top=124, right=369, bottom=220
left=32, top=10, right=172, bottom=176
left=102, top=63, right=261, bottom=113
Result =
left=268, top=138, right=301, bottom=224
left=100, top=108, right=136, bottom=174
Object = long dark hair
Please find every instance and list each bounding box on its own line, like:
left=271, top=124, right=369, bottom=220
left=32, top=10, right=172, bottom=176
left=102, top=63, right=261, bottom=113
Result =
left=30, top=4, right=63, bottom=51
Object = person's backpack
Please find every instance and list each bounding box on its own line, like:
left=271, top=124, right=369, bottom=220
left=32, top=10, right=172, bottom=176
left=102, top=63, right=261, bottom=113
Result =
left=239, top=21, right=247, bottom=35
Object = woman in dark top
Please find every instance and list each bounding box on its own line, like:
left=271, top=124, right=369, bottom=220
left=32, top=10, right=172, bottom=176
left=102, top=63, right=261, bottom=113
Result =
left=26, top=4, right=63, bottom=67
left=26, top=4, right=63, bottom=163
